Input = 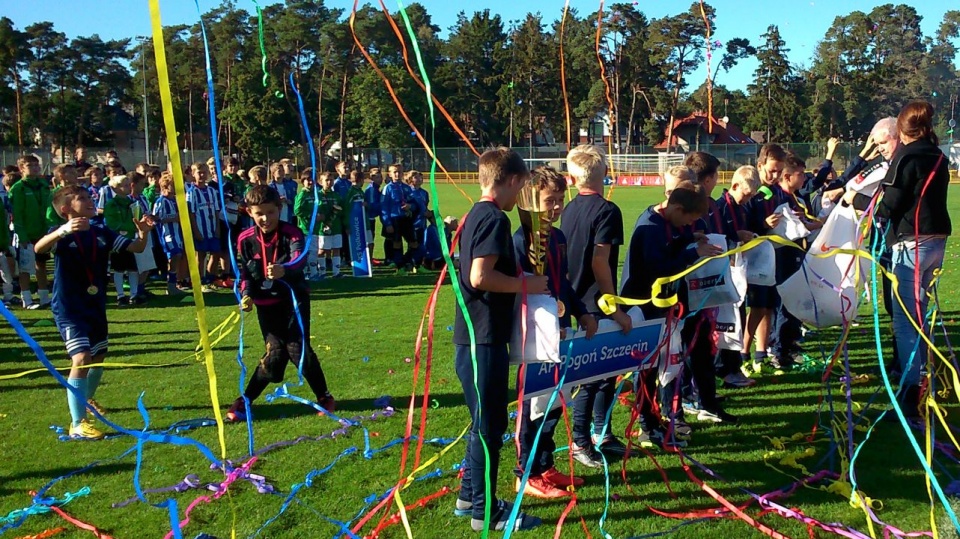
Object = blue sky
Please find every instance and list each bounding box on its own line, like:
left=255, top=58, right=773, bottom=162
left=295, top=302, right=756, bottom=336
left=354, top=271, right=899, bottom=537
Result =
left=5, top=0, right=959, bottom=92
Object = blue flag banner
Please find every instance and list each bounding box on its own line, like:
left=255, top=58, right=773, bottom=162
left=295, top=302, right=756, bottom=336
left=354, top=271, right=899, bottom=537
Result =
left=523, top=313, right=665, bottom=400
left=350, top=199, right=372, bottom=277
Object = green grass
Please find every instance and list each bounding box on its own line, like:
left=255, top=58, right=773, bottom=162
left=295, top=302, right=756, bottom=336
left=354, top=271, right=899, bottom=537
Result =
left=3, top=184, right=960, bottom=539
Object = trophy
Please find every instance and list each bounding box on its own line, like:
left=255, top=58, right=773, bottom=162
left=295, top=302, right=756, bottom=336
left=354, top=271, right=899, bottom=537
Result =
left=516, top=178, right=564, bottom=316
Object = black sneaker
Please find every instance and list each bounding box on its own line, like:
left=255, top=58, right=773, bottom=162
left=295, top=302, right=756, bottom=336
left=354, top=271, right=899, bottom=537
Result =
left=638, top=426, right=688, bottom=449
left=595, top=435, right=628, bottom=456
left=667, top=418, right=693, bottom=440
left=570, top=443, right=604, bottom=468
left=117, top=296, right=130, bottom=307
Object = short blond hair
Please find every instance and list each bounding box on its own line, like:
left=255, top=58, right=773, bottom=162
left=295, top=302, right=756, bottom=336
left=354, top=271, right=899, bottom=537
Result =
left=108, top=174, right=128, bottom=188
left=731, top=165, right=760, bottom=191
left=663, top=165, right=696, bottom=196
left=566, top=144, right=607, bottom=188
left=248, top=165, right=267, bottom=183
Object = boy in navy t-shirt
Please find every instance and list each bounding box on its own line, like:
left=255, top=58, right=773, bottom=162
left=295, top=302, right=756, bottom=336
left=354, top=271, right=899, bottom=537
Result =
left=512, top=166, right=597, bottom=499
left=452, top=148, right=546, bottom=533
left=559, top=144, right=629, bottom=467
left=35, top=185, right=154, bottom=440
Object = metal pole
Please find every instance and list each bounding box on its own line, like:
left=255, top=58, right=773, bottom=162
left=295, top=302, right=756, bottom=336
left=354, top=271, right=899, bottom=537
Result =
left=138, top=36, right=150, bottom=163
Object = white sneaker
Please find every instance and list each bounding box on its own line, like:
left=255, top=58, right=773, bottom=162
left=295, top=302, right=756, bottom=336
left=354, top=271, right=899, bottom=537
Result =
left=23, top=301, right=40, bottom=310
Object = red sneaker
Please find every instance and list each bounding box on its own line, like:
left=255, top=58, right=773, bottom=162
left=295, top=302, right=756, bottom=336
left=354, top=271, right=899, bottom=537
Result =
left=541, top=467, right=584, bottom=488
left=317, top=395, right=336, bottom=416
left=226, top=398, right=247, bottom=422
left=515, top=476, right=571, bottom=499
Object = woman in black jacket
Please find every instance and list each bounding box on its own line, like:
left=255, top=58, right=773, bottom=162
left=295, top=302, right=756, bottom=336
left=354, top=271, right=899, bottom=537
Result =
left=846, top=100, right=951, bottom=418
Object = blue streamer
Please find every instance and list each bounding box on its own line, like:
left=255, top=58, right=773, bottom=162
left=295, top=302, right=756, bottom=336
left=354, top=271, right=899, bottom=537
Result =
left=265, top=384, right=370, bottom=457
left=191, top=0, right=253, bottom=455
left=249, top=447, right=358, bottom=538
left=0, top=304, right=221, bottom=465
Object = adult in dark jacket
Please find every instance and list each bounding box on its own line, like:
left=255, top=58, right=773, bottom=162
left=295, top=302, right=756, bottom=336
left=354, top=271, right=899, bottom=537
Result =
left=845, top=100, right=951, bottom=418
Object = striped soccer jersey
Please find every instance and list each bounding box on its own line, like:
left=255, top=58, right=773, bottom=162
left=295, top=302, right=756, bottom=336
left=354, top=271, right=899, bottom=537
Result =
left=187, top=184, right=221, bottom=240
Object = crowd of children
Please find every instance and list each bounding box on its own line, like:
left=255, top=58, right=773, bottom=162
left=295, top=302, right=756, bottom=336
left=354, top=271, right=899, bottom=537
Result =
left=450, top=136, right=907, bottom=531
left=2, top=110, right=941, bottom=528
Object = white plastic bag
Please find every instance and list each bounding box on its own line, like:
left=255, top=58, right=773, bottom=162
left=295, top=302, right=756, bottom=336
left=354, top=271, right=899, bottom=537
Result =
left=731, top=251, right=747, bottom=305
left=771, top=202, right=810, bottom=241
left=778, top=204, right=865, bottom=328
left=715, top=303, right=742, bottom=351
left=509, top=279, right=561, bottom=364
left=684, top=234, right=738, bottom=309
left=743, top=240, right=776, bottom=286
left=658, top=318, right=684, bottom=387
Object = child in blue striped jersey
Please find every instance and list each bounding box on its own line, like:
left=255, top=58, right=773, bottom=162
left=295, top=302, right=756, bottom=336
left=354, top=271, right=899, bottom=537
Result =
left=187, top=162, right=222, bottom=290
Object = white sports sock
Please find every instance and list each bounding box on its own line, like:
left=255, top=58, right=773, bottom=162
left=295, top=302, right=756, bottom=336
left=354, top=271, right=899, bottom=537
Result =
left=318, top=259, right=326, bottom=278
left=114, top=272, right=124, bottom=297
left=21, top=290, right=33, bottom=305
left=127, top=271, right=138, bottom=296
left=332, top=256, right=341, bottom=276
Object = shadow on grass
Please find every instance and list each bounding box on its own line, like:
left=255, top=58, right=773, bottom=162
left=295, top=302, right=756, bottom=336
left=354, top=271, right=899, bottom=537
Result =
left=0, top=461, right=136, bottom=497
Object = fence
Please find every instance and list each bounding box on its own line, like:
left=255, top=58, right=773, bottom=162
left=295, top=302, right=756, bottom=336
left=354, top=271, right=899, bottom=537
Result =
left=4, top=143, right=960, bottom=182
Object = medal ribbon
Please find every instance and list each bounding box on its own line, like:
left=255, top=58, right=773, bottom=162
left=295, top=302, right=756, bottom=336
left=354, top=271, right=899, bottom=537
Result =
left=72, top=231, right=97, bottom=293
left=257, top=229, right=278, bottom=280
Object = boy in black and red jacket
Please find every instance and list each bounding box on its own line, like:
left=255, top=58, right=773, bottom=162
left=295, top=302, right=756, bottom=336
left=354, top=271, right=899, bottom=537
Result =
left=226, top=185, right=334, bottom=422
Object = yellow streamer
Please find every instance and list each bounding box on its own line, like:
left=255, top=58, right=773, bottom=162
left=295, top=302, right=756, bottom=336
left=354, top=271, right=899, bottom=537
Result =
left=149, top=0, right=228, bottom=464
left=0, top=312, right=240, bottom=381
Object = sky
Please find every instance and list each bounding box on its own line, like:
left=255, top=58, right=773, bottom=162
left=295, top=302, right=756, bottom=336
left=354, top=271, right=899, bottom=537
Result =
left=4, top=0, right=959, bottom=93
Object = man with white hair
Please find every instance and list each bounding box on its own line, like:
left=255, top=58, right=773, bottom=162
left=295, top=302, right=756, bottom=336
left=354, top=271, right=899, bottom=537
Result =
left=819, top=118, right=896, bottom=209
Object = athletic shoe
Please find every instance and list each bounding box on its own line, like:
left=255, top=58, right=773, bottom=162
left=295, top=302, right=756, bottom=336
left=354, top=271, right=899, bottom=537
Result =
left=665, top=418, right=693, bottom=440
left=225, top=398, right=247, bottom=422
left=515, top=476, right=570, bottom=498
left=453, top=499, right=472, bottom=518
left=594, top=435, right=628, bottom=456
left=570, top=443, right=604, bottom=468
left=696, top=408, right=739, bottom=425
left=317, top=394, right=336, bottom=416
left=69, top=419, right=105, bottom=440
left=682, top=399, right=703, bottom=415
left=201, top=284, right=217, bottom=293
left=541, top=467, right=584, bottom=488
left=117, top=296, right=130, bottom=307
left=87, top=399, right=106, bottom=417
left=723, top=372, right=757, bottom=388
left=167, top=283, right=185, bottom=296
left=470, top=500, right=541, bottom=532
left=23, top=301, right=40, bottom=310
left=637, top=426, right=688, bottom=449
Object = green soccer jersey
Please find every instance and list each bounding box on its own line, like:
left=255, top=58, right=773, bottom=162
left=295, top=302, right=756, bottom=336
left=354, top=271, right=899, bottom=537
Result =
left=318, top=189, right=344, bottom=236
left=104, top=195, right=138, bottom=237
left=293, top=188, right=322, bottom=235
left=9, top=176, right=53, bottom=244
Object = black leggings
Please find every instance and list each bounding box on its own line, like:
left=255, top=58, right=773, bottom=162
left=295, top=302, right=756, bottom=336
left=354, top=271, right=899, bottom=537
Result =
left=243, top=297, right=330, bottom=401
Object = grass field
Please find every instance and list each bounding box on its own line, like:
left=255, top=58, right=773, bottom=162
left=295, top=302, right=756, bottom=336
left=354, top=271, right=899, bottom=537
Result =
left=3, top=183, right=960, bottom=539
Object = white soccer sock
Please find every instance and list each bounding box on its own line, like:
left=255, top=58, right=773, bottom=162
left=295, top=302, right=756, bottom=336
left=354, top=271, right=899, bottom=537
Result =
left=332, top=256, right=341, bottom=276
left=38, top=288, right=50, bottom=304
left=127, top=271, right=138, bottom=296
left=318, top=258, right=326, bottom=277
left=21, top=290, right=33, bottom=305
left=114, top=272, right=124, bottom=297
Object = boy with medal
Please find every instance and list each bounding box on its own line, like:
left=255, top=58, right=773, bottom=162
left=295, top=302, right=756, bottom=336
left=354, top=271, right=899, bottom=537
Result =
left=35, top=185, right=154, bottom=439
left=511, top=166, right=597, bottom=499
left=226, top=185, right=334, bottom=422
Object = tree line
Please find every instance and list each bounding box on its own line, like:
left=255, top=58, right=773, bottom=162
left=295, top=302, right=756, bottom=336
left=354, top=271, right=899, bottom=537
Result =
left=1, top=1, right=959, bottom=163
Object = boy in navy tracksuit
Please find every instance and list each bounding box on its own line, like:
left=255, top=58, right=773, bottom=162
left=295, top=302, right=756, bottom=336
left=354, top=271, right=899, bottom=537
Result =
left=621, top=179, right=721, bottom=447
left=679, top=152, right=738, bottom=424
left=363, top=168, right=383, bottom=261
left=512, top=166, right=596, bottom=499
left=714, top=166, right=760, bottom=386
left=745, top=151, right=821, bottom=370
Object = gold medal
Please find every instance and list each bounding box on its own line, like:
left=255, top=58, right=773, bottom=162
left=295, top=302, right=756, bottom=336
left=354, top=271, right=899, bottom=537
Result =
left=556, top=300, right=566, bottom=317
left=87, top=285, right=99, bottom=295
